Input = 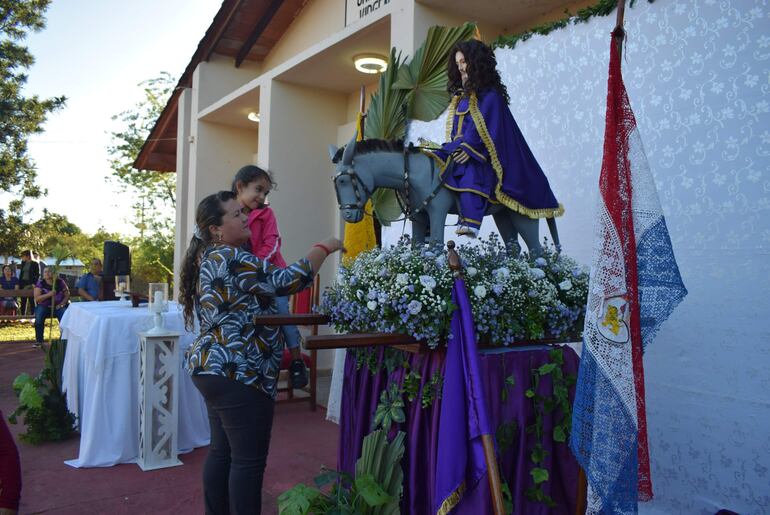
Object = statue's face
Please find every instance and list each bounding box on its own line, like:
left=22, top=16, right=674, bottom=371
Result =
left=455, top=51, right=468, bottom=86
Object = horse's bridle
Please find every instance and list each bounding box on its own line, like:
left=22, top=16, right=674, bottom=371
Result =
left=332, top=165, right=373, bottom=213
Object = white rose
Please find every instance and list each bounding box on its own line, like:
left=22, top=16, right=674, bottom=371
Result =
left=396, top=273, right=409, bottom=285
left=474, top=285, right=487, bottom=299
left=534, top=257, right=547, bottom=267
left=529, top=268, right=546, bottom=280
left=559, top=279, right=573, bottom=291
left=493, top=267, right=510, bottom=280
left=367, top=300, right=378, bottom=311
left=419, top=275, right=437, bottom=290
left=356, top=289, right=365, bottom=299
left=467, top=267, right=478, bottom=277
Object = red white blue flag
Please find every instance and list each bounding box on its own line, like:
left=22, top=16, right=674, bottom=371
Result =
left=570, top=33, right=688, bottom=514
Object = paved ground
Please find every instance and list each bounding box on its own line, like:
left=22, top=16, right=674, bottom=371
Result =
left=0, top=341, right=339, bottom=514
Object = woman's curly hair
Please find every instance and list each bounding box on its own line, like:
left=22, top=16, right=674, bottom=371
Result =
left=447, top=39, right=510, bottom=104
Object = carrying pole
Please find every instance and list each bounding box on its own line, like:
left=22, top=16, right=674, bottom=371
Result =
left=613, top=0, right=626, bottom=59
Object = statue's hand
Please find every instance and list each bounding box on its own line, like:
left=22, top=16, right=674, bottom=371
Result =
left=452, top=149, right=470, bottom=164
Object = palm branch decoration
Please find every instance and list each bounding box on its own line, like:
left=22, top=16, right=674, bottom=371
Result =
left=364, top=23, right=478, bottom=224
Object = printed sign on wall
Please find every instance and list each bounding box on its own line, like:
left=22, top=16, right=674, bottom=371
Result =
left=345, top=0, right=390, bottom=27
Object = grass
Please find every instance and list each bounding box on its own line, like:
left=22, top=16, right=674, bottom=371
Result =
left=0, top=319, right=61, bottom=343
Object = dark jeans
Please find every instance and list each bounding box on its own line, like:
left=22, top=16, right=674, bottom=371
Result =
left=34, top=304, right=66, bottom=343
left=192, top=375, right=275, bottom=515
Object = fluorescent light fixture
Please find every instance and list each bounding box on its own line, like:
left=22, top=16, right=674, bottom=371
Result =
left=247, top=111, right=260, bottom=123
left=353, top=54, right=387, bottom=74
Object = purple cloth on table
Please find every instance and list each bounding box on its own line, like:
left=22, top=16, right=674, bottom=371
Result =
left=338, top=346, right=580, bottom=514
left=433, top=279, right=493, bottom=513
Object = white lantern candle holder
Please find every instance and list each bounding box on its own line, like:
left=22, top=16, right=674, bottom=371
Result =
left=115, top=275, right=131, bottom=304
left=146, top=283, right=169, bottom=335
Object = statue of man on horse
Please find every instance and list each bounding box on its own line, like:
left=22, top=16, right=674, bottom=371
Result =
left=331, top=39, right=563, bottom=256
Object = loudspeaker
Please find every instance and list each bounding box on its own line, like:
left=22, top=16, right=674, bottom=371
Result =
left=103, top=241, right=131, bottom=276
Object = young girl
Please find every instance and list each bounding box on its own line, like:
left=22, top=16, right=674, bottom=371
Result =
left=233, top=165, right=309, bottom=389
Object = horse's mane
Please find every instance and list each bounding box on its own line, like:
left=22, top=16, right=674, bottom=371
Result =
left=332, top=139, right=420, bottom=163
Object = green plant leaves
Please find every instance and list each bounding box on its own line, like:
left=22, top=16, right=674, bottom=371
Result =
left=12, top=372, right=34, bottom=394
left=530, top=467, right=549, bottom=484
left=393, top=22, right=478, bottom=122
left=19, top=382, right=43, bottom=409
left=277, top=483, right=321, bottom=515
left=354, top=474, right=392, bottom=507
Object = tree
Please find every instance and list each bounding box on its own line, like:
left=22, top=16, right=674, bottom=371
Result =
left=108, top=72, right=176, bottom=237
left=108, top=73, right=177, bottom=288
left=0, top=0, right=66, bottom=199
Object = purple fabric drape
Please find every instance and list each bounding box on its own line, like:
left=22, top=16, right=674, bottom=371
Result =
left=338, top=346, right=580, bottom=514
left=433, top=279, right=493, bottom=513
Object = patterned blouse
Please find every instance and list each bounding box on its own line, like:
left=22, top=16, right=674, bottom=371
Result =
left=185, top=244, right=314, bottom=398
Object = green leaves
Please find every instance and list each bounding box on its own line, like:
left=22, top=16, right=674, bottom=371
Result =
left=18, top=382, right=43, bottom=409
left=364, top=49, right=408, bottom=141
left=530, top=467, right=549, bottom=484
left=393, top=22, right=478, bottom=122
left=12, top=372, right=33, bottom=394
left=373, top=383, right=405, bottom=431
left=495, top=420, right=518, bottom=453
left=354, top=474, right=391, bottom=507
left=277, top=483, right=321, bottom=515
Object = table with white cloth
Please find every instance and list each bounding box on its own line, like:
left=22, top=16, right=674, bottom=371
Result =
left=60, top=300, right=210, bottom=468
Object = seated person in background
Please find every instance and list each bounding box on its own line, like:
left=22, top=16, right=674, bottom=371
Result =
left=76, top=258, right=103, bottom=301
left=0, top=265, right=20, bottom=316
left=33, top=268, right=70, bottom=346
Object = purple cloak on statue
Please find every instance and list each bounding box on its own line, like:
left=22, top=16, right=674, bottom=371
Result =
left=430, top=88, right=564, bottom=219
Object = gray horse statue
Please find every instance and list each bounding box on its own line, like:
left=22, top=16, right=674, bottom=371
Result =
left=329, top=134, right=560, bottom=256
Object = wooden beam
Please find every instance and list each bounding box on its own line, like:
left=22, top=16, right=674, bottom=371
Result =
left=204, top=0, right=246, bottom=62
left=253, top=313, right=329, bottom=326
left=304, top=333, right=423, bottom=350
left=235, top=0, right=284, bottom=67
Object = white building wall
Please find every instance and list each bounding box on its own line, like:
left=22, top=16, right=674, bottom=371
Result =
left=405, top=1, right=770, bottom=512
left=264, top=80, right=349, bottom=370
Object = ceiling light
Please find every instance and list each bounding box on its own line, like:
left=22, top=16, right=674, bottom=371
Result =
left=353, top=54, right=387, bottom=74
left=247, top=111, right=260, bottom=123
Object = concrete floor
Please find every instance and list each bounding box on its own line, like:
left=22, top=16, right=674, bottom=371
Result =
left=0, top=341, right=338, bottom=514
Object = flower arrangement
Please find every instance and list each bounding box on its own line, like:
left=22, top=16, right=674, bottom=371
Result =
left=321, top=235, right=589, bottom=349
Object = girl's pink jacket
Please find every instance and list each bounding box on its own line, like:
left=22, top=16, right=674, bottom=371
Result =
left=247, top=206, right=287, bottom=268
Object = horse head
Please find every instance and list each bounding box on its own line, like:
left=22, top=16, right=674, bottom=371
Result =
left=329, top=133, right=373, bottom=224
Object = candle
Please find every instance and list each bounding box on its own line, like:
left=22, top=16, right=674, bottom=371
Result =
left=118, top=282, right=126, bottom=291
left=154, top=290, right=163, bottom=307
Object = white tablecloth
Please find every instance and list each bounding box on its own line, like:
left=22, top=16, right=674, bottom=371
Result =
left=60, top=300, right=210, bottom=467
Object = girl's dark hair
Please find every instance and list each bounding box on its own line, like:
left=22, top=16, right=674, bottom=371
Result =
left=231, top=165, right=276, bottom=193
left=447, top=39, right=510, bottom=105
left=179, top=190, right=237, bottom=330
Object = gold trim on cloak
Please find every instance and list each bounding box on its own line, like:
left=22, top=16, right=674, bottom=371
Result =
left=467, top=93, right=565, bottom=219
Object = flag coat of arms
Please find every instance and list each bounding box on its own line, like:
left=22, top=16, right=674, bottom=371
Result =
left=570, top=33, right=688, bottom=514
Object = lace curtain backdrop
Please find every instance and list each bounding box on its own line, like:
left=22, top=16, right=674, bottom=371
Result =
left=382, top=0, right=770, bottom=512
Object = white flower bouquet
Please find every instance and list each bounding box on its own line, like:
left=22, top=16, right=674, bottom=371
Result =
left=321, top=235, right=589, bottom=349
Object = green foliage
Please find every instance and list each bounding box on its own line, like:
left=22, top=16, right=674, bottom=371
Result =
left=108, top=72, right=176, bottom=289
left=278, top=430, right=405, bottom=515
left=495, top=420, right=518, bottom=454
left=420, top=370, right=443, bottom=409
left=0, top=0, right=66, bottom=200
left=492, top=0, right=654, bottom=50
left=393, top=22, right=478, bottom=122
left=523, top=348, right=576, bottom=508
left=0, top=0, right=66, bottom=253
left=364, top=24, right=476, bottom=224
left=8, top=339, right=77, bottom=443
left=373, top=383, right=405, bottom=432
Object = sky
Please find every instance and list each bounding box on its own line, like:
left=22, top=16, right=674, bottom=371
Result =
left=15, top=0, right=220, bottom=235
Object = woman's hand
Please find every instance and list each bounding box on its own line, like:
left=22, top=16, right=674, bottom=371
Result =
left=319, top=237, right=346, bottom=255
